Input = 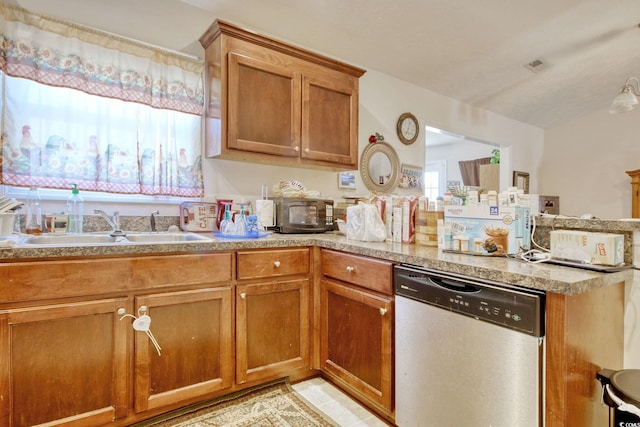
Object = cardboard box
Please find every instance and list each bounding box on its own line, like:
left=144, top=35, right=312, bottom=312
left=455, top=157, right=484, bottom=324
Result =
left=550, top=230, right=624, bottom=265
left=444, top=205, right=531, bottom=255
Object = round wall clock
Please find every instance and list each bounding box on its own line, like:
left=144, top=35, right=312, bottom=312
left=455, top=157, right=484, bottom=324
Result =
left=396, top=112, right=419, bottom=145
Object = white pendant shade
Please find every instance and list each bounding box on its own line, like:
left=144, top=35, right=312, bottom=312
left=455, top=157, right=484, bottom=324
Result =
left=610, top=77, right=640, bottom=114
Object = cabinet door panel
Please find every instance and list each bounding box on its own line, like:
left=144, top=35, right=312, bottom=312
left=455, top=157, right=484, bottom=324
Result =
left=134, top=287, right=233, bottom=413
left=302, top=74, right=358, bottom=167
left=236, top=279, right=309, bottom=384
left=0, top=298, right=128, bottom=427
left=321, top=279, right=393, bottom=411
left=228, top=53, right=301, bottom=156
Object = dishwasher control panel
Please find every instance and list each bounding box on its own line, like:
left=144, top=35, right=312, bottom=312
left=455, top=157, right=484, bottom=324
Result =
left=394, top=264, right=545, bottom=337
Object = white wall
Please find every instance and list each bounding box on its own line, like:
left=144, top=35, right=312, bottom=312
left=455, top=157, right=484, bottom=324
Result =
left=542, top=106, right=640, bottom=219
left=542, top=105, right=640, bottom=369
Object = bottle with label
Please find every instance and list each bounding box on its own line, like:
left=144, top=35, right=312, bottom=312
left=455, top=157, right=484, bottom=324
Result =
left=25, top=186, right=42, bottom=235
left=66, top=184, right=84, bottom=233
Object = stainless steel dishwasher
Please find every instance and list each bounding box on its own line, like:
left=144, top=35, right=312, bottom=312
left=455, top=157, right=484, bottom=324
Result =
left=394, top=264, right=545, bottom=427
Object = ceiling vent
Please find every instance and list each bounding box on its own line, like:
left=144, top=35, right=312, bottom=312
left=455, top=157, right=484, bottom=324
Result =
left=524, top=59, right=547, bottom=73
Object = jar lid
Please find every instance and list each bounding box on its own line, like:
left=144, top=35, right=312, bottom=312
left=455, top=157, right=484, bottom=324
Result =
left=611, top=369, right=640, bottom=406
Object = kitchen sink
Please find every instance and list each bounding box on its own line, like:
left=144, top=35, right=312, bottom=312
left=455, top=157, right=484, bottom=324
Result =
left=19, top=232, right=211, bottom=246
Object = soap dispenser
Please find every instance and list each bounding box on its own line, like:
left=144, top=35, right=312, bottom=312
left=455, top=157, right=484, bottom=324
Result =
left=234, top=203, right=247, bottom=235
left=66, top=184, right=84, bottom=233
left=219, top=204, right=234, bottom=235
left=24, top=186, right=42, bottom=235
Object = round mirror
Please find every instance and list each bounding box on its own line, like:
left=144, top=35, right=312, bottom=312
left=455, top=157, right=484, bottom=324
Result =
left=360, top=141, right=400, bottom=193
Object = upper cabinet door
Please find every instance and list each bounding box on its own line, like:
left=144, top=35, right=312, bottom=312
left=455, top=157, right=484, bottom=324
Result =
left=301, top=74, right=358, bottom=168
left=228, top=53, right=302, bottom=157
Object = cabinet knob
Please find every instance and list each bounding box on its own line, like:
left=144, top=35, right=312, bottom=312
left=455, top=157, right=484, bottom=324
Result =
left=304, top=147, right=310, bottom=154
left=379, top=308, right=387, bottom=316
left=240, top=292, right=246, bottom=299
left=294, top=146, right=300, bottom=152
left=346, top=266, right=355, bottom=273
left=274, top=261, right=281, bottom=268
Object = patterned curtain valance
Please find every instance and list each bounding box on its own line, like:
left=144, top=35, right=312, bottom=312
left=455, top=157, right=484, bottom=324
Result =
left=0, top=2, right=204, bottom=115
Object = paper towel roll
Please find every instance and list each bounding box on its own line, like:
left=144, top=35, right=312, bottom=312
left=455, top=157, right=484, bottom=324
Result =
left=256, top=200, right=275, bottom=228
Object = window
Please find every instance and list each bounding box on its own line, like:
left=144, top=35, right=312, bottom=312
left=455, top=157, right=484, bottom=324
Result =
left=425, top=161, right=446, bottom=201
left=0, top=2, right=204, bottom=199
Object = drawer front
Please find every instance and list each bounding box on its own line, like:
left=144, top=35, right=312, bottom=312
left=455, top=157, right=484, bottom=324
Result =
left=237, top=248, right=310, bottom=280
left=321, top=249, right=393, bottom=294
left=0, top=252, right=233, bottom=305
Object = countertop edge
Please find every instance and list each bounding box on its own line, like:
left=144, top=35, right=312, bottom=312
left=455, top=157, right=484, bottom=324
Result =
left=0, top=233, right=633, bottom=295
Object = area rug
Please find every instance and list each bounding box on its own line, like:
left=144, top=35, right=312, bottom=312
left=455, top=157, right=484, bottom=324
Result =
left=138, top=380, right=338, bottom=427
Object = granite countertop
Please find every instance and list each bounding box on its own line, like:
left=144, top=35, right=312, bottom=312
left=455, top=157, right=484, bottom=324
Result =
left=0, top=231, right=633, bottom=296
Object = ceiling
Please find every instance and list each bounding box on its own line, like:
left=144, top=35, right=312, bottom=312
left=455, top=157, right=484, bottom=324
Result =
left=13, top=0, right=640, bottom=129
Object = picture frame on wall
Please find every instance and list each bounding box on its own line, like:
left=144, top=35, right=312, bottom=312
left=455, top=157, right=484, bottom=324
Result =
left=338, top=171, right=357, bottom=190
left=513, top=170, right=530, bottom=193
left=399, top=163, right=424, bottom=192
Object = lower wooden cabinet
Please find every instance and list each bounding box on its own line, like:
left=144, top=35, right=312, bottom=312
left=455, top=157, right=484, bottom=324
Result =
left=236, top=279, right=310, bottom=384
left=0, top=298, right=129, bottom=427
left=235, top=248, right=311, bottom=385
left=133, top=287, right=234, bottom=413
left=320, top=279, right=393, bottom=414
left=0, top=247, right=395, bottom=425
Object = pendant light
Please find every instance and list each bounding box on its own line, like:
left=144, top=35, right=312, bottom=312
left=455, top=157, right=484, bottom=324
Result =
left=610, top=77, right=640, bottom=113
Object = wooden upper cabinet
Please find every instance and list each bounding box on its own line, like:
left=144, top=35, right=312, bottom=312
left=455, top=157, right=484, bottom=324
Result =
left=199, top=19, right=365, bottom=171
left=627, top=169, right=640, bottom=218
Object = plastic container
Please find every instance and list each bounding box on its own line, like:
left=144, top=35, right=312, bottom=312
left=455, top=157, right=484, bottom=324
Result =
left=246, top=214, right=259, bottom=237
left=66, top=184, right=84, bottom=233
left=234, top=207, right=247, bottom=235
left=452, top=236, right=461, bottom=251
left=459, top=236, right=470, bottom=252
left=487, top=190, right=498, bottom=207
left=0, top=213, right=16, bottom=236
left=25, top=187, right=42, bottom=235
left=473, top=238, right=484, bottom=254
left=219, top=205, right=235, bottom=234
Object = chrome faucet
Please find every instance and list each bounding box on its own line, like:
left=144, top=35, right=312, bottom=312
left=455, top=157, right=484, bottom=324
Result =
left=150, top=210, right=159, bottom=232
left=94, top=209, right=125, bottom=236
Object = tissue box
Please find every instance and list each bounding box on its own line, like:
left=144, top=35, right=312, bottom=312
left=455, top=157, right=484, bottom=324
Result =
left=444, top=205, right=531, bottom=255
left=550, top=230, right=624, bottom=266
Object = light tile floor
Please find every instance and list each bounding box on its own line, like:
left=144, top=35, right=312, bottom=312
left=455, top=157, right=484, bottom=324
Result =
left=292, top=377, right=392, bottom=427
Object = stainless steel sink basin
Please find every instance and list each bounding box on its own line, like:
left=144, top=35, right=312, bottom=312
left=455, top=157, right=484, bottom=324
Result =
left=19, top=232, right=211, bottom=246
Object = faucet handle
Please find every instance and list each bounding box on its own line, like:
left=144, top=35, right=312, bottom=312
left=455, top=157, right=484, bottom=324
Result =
left=150, top=210, right=159, bottom=232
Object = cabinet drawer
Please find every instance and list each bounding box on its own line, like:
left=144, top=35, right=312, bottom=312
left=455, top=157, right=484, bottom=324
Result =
left=321, top=249, right=393, bottom=294
left=237, top=248, right=310, bottom=280
left=0, top=252, right=233, bottom=305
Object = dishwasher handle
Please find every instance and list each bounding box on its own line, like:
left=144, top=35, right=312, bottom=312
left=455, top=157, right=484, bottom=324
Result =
left=398, top=272, right=481, bottom=293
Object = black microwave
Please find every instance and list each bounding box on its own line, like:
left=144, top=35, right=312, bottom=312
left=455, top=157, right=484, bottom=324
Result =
left=269, top=197, right=334, bottom=233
